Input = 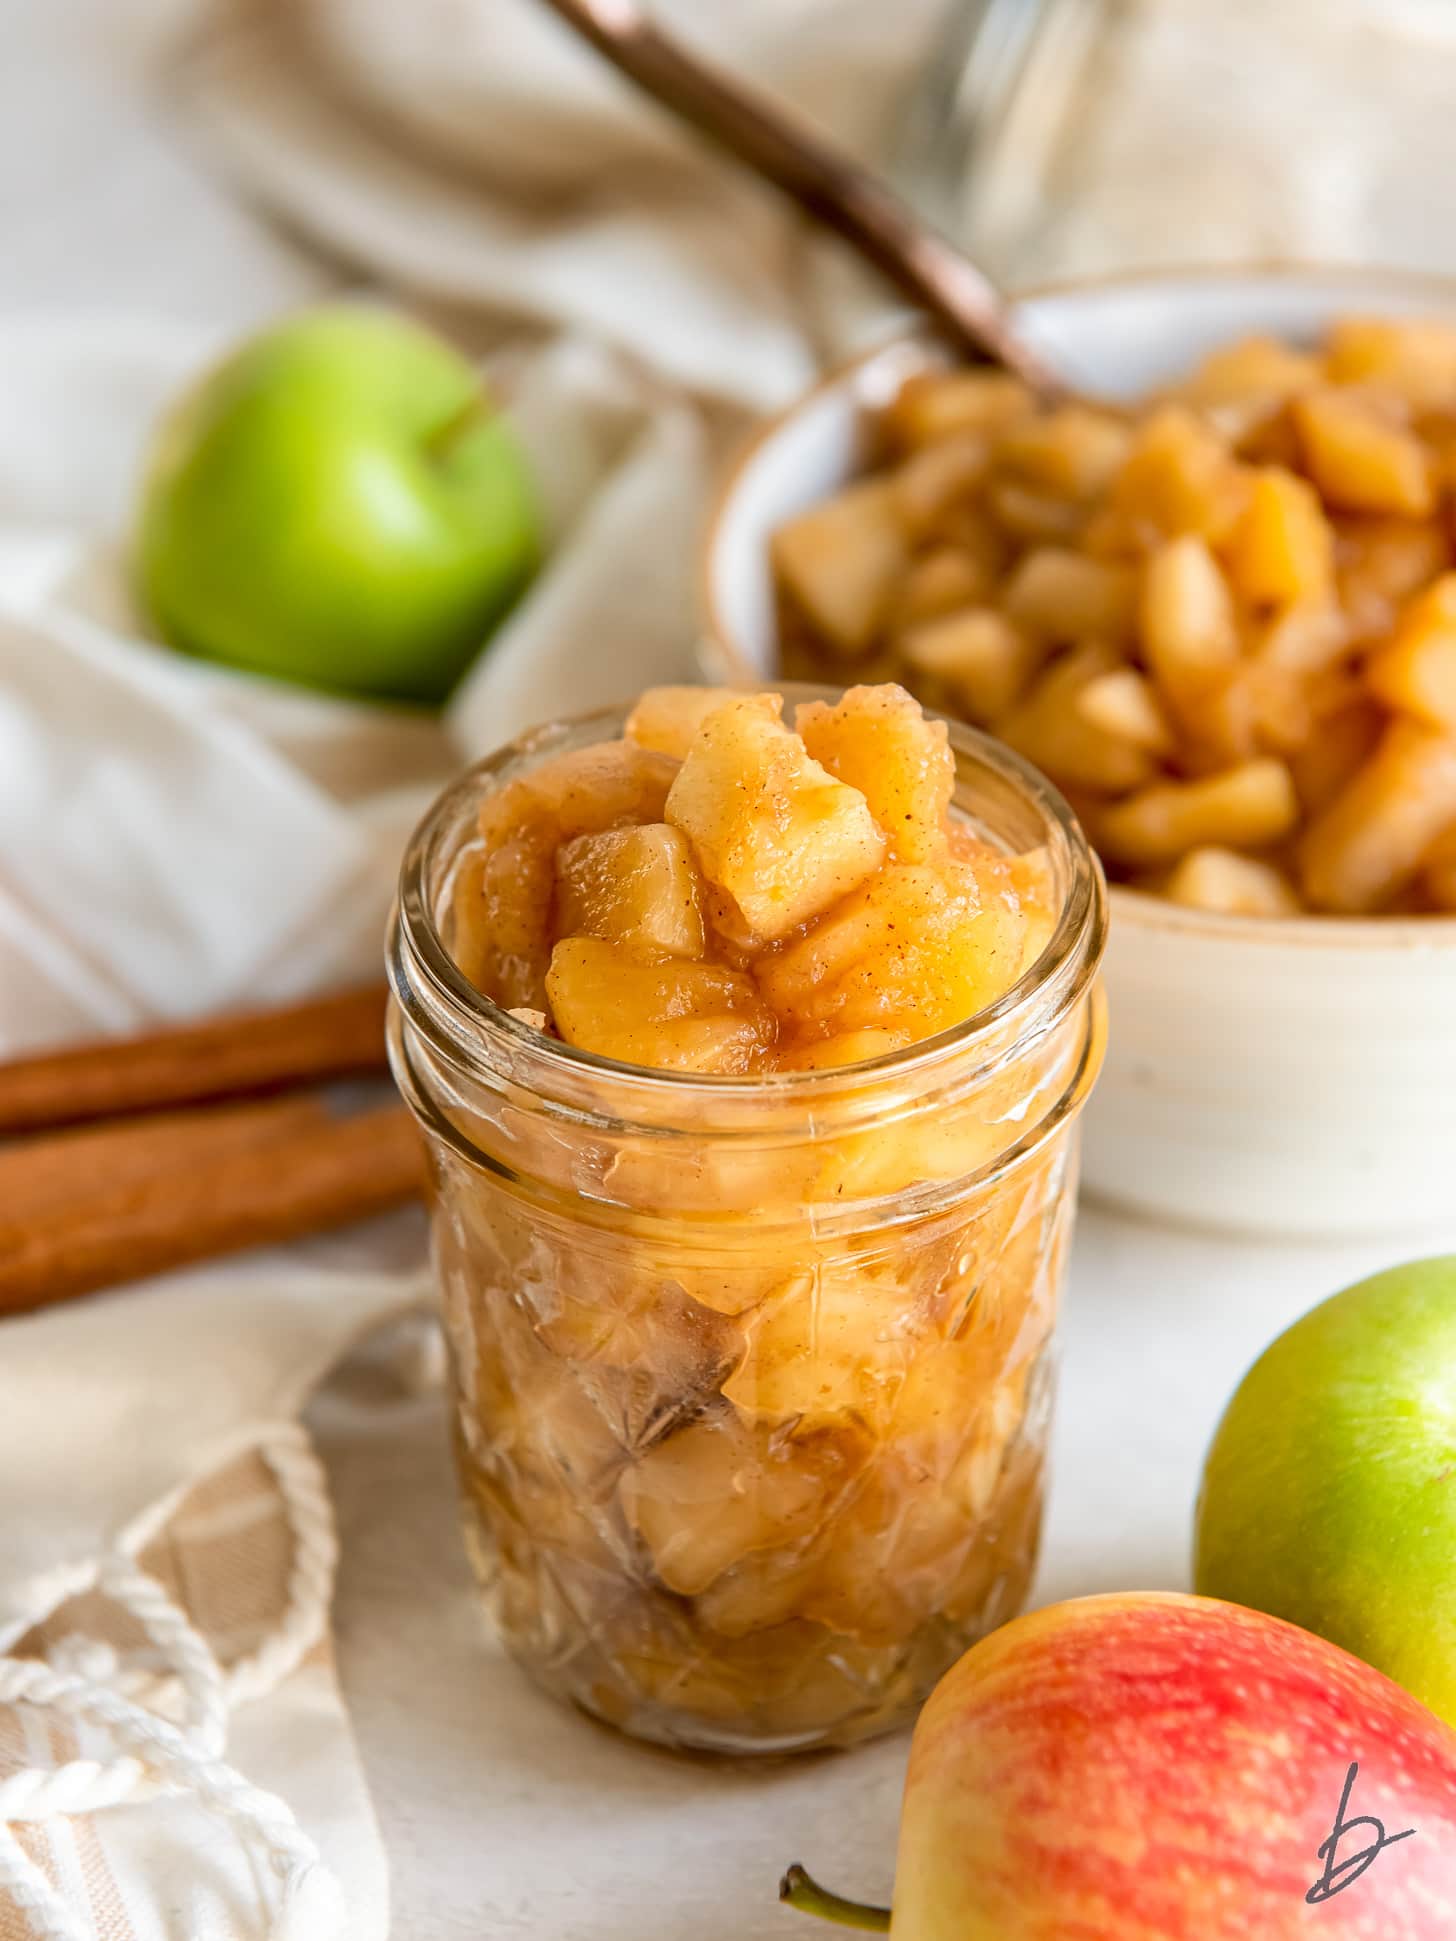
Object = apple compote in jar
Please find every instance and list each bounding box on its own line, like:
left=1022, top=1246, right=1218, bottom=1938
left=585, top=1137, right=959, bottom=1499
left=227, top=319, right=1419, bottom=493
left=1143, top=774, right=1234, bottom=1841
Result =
left=388, top=683, right=1106, bottom=1753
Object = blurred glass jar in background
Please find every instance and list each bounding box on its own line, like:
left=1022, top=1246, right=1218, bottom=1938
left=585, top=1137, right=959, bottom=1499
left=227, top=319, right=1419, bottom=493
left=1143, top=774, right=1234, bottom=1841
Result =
left=901, top=0, right=1456, bottom=286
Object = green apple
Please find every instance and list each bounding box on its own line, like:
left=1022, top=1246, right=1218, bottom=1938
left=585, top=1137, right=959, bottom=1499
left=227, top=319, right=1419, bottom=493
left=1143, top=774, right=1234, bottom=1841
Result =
left=136, top=306, right=538, bottom=704
left=1194, top=1255, right=1456, bottom=1724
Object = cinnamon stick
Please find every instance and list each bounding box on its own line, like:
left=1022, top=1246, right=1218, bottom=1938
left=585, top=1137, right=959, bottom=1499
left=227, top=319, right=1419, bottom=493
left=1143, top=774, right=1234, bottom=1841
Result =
left=0, top=985, right=392, bottom=1136
left=0, top=1102, right=426, bottom=1315
left=0, top=1094, right=332, bottom=1221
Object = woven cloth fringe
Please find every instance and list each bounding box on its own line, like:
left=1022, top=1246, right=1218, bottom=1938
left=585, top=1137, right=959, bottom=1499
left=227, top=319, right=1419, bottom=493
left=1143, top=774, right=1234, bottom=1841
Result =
left=0, top=1423, right=346, bottom=1941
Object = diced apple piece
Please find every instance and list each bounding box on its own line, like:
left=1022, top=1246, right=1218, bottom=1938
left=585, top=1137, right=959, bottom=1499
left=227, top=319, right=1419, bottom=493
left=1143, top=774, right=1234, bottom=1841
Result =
left=757, top=860, right=1026, bottom=1042
left=1422, top=820, right=1456, bottom=911
left=1334, top=516, right=1449, bottom=641
left=665, top=694, right=885, bottom=939
left=1366, top=573, right=1456, bottom=729
left=1325, top=316, right=1456, bottom=406
left=555, top=823, right=706, bottom=959
left=797, top=683, right=954, bottom=865
left=899, top=608, right=1040, bottom=724
left=515, top=739, right=679, bottom=839
left=770, top=479, right=909, bottom=657
left=1001, top=547, right=1138, bottom=642
left=986, top=479, right=1085, bottom=545
left=625, top=685, right=730, bottom=758
left=1176, top=334, right=1319, bottom=441
left=455, top=807, right=556, bottom=1010
left=1096, top=760, right=1299, bottom=868
left=890, top=546, right=996, bottom=629
left=1075, top=668, right=1174, bottom=754
left=459, top=740, right=680, bottom=1007
left=792, top=1420, right=1028, bottom=1647
left=889, top=434, right=991, bottom=543
left=1107, top=406, right=1248, bottom=545
left=1253, top=600, right=1351, bottom=674
left=530, top=1264, right=742, bottom=1420
left=882, top=369, right=1034, bottom=450
left=723, top=1268, right=917, bottom=1423
left=546, top=937, right=775, bottom=1073
left=1224, top=467, right=1335, bottom=606
left=1164, top=847, right=1302, bottom=917
left=1139, top=537, right=1253, bottom=759
left=994, top=406, right=1131, bottom=500
left=779, top=1028, right=912, bottom=1071
left=620, top=1413, right=867, bottom=1596
left=1141, top=533, right=1240, bottom=690
left=1183, top=665, right=1261, bottom=768
left=1290, top=697, right=1385, bottom=815
left=1299, top=720, right=1456, bottom=912
left=1239, top=658, right=1315, bottom=756
left=999, top=643, right=1157, bottom=795
left=1294, top=389, right=1436, bottom=517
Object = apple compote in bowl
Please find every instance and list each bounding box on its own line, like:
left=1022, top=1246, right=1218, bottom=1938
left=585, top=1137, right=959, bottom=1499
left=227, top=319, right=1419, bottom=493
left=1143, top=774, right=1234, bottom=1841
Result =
left=387, top=682, right=1106, bottom=1753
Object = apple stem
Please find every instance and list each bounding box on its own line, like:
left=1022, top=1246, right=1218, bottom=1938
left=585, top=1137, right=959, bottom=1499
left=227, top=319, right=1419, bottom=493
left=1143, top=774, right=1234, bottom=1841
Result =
left=427, top=394, right=489, bottom=458
left=779, top=1865, right=892, bottom=1932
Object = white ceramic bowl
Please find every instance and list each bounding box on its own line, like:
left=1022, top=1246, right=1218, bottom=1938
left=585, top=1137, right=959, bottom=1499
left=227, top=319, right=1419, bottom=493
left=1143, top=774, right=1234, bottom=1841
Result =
left=703, top=269, right=1456, bottom=1239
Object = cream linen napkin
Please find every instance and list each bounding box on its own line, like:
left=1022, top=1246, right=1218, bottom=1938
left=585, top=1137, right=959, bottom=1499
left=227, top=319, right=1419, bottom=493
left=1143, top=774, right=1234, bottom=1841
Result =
left=170, top=0, right=935, bottom=410
left=0, top=311, right=707, bottom=1940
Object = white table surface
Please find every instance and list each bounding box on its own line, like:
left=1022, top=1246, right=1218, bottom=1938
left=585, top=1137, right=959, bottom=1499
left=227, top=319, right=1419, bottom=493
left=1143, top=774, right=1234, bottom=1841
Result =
left=9, top=12, right=1456, bottom=1936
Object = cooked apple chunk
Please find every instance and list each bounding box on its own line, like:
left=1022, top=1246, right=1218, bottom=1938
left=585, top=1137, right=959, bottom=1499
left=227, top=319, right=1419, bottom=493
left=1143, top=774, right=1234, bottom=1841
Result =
left=1164, top=847, right=1301, bottom=917
left=460, top=740, right=680, bottom=1007
left=770, top=313, right=1456, bottom=915
left=546, top=937, right=776, bottom=1073
left=624, top=685, right=729, bottom=759
left=1096, top=760, right=1299, bottom=868
left=665, top=694, right=886, bottom=940
left=757, top=860, right=1025, bottom=1040
left=555, top=823, right=706, bottom=959
left=453, top=684, right=1045, bottom=1077
left=770, top=479, right=908, bottom=657
left=1107, top=405, right=1247, bottom=545
left=898, top=607, right=1039, bottom=724
left=796, top=682, right=954, bottom=865
left=1294, top=388, right=1436, bottom=517
left=621, top=1413, right=868, bottom=1597
left=882, top=369, right=1034, bottom=449
left=1299, top=720, right=1456, bottom=912
left=1224, top=467, right=1334, bottom=606
left=1325, top=316, right=1456, bottom=405
left=1366, top=575, right=1456, bottom=730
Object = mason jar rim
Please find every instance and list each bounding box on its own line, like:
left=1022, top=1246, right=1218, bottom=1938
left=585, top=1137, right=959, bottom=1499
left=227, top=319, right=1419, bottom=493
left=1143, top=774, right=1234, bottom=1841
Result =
left=388, top=688, right=1106, bottom=1122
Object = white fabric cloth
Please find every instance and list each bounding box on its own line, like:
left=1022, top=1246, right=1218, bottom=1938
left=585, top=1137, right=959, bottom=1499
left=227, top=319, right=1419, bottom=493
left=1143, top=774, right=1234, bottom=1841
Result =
left=172, top=0, right=929, bottom=409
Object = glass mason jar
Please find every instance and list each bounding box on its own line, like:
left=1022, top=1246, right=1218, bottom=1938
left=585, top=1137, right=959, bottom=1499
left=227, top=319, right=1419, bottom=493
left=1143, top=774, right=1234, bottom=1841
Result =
left=387, top=698, right=1107, bottom=1754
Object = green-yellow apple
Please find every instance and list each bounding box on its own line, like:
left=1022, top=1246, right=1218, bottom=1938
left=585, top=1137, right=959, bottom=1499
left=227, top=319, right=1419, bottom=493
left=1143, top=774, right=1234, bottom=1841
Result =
left=781, top=1592, right=1456, bottom=1938
left=136, top=305, right=538, bottom=704
left=1195, top=1255, right=1456, bottom=1725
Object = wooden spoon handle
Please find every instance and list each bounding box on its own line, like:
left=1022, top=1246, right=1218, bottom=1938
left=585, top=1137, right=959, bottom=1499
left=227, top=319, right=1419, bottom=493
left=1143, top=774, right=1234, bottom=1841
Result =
left=535, top=0, right=1062, bottom=393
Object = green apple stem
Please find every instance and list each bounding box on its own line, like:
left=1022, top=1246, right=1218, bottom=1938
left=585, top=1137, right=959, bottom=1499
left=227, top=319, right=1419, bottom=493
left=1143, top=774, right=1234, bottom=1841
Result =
left=779, top=1865, right=891, bottom=1932
left=427, top=394, right=490, bottom=460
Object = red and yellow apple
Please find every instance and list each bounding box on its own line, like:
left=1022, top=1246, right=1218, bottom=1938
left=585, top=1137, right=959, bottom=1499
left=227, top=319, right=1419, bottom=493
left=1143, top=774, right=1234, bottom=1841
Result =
left=782, top=1592, right=1456, bottom=1938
